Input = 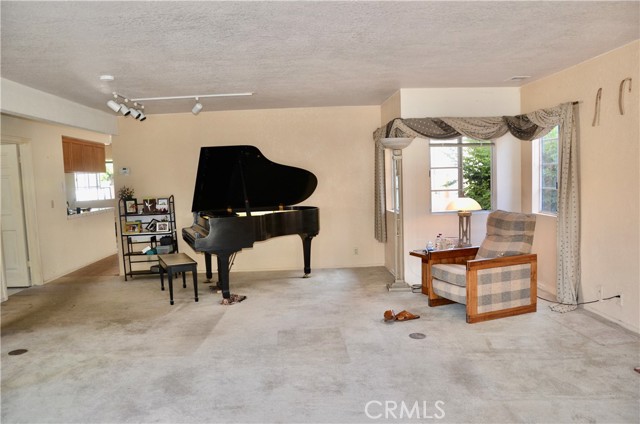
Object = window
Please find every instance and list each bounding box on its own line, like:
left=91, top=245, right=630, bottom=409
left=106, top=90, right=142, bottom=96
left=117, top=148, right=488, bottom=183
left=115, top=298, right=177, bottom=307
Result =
left=533, top=126, right=559, bottom=214
left=429, top=137, right=493, bottom=212
left=74, top=161, right=114, bottom=201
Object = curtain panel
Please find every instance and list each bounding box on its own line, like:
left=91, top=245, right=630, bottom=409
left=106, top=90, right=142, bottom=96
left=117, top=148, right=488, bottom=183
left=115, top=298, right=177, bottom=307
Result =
left=373, top=102, right=580, bottom=304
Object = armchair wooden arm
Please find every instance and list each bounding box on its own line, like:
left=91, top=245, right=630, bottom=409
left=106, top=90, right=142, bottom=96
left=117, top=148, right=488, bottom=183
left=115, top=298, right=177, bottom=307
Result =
left=466, top=253, right=537, bottom=323
left=425, top=247, right=478, bottom=304
left=467, top=253, right=537, bottom=271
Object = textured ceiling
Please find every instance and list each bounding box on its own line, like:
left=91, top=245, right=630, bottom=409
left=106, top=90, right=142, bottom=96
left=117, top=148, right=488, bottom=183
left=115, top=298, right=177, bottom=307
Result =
left=1, top=1, right=639, bottom=115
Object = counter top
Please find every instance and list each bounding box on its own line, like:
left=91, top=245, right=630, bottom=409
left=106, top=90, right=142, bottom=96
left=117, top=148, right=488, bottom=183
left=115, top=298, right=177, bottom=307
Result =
left=67, top=207, right=114, bottom=220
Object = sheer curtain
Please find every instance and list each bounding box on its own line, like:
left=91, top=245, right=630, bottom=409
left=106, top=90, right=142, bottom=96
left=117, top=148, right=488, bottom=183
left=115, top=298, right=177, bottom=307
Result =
left=373, top=102, right=580, bottom=304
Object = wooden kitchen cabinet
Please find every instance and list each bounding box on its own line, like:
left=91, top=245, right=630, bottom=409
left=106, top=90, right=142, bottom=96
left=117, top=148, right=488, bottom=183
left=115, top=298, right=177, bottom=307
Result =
left=62, top=136, right=106, bottom=173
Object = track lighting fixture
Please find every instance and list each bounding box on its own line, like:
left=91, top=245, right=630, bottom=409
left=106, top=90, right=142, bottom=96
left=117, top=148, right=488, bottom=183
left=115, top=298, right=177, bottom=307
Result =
left=133, top=92, right=253, bottom=116
left=105, top=91, right=253, bottom=119
left=105, top=92, right=143, bottom=121
left=192, top=98, right=203, bottom=115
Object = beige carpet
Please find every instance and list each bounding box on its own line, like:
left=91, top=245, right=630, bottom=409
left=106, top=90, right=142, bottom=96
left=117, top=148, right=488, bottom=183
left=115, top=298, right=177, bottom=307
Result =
left=2, top=266, right=639, bottom=423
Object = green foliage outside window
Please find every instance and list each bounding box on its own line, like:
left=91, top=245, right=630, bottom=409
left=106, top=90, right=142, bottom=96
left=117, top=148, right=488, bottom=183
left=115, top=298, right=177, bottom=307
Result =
left=462, top=146, right=491, bottom=210
left=431, top=137, right=493, bottom=212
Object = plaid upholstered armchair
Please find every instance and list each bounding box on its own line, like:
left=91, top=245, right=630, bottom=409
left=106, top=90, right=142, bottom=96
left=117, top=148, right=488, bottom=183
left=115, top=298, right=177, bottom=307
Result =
left=426, top=210, right=537, bottom=323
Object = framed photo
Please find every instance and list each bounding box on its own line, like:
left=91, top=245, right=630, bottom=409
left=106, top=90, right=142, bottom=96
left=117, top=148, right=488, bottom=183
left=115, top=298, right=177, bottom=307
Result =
left=145, top=219, right=159, bottom=232
left=125, top=199, right=138, bottom=214
left=156, top=222, right=170, bottom=232
left=156, top=198, right=169, bottom=213
left=142, top=198, right=157, bottom=214
left=125, top=221, right=142, bottom=234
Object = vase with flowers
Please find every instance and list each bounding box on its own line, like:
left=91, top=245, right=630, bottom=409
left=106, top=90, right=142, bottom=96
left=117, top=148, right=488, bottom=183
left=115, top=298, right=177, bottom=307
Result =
left=118, top=186, right=135, bottom=201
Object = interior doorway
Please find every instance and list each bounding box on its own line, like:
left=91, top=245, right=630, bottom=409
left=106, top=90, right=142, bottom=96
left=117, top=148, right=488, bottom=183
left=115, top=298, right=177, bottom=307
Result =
left=1, top=143, right=31, bottom=288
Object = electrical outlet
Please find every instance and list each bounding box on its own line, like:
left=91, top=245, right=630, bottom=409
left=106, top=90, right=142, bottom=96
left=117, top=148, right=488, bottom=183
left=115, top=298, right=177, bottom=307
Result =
left=353, top=247, right=359, bottom=255
left=597, top=285, right=603, bottom=301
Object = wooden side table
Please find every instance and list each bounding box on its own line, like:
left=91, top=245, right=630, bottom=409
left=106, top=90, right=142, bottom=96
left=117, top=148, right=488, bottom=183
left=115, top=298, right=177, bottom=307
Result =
left=409, top=250, right=431, bottom=295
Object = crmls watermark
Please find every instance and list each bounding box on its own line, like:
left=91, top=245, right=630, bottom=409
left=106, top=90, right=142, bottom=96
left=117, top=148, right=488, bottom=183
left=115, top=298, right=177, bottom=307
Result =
left=364, top=400, right=445, bottom=420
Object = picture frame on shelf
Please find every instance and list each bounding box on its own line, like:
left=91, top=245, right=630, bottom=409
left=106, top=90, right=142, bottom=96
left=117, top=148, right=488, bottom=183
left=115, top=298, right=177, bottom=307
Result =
left=156, top=222, right=170, bottom=232
left=125, top=199, right=138, bottom=214
left=145, top=219, right=159, bottom=232
left=156, top=198, right=169, bottom=213
left=125, top=221, right=142, bottom=234
left=142, top=198, right=157, bottom=214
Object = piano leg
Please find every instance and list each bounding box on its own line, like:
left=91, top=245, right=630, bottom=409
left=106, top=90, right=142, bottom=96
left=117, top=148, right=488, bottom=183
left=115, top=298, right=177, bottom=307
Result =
left=205, top=253, right=213, bottom=282
left=300, top=234, right=315, bottom=278
left=216, top=251, right=233, bottom=299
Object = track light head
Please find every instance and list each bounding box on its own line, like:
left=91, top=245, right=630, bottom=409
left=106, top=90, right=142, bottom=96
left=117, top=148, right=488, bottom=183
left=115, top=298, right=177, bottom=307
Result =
left=192, top=98, right=203, bottom=115
left=130, top=108, right=141, bottom=119
left=119, top=104, right=131, bottom=116
left=138, top=112, right=147, bottom=121
left=107, top=100, right=121, bottom=113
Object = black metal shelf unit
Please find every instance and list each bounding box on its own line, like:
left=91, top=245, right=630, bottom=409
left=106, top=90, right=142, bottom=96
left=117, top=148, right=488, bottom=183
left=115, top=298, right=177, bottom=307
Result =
left=118, top=195, right=179, bottom=280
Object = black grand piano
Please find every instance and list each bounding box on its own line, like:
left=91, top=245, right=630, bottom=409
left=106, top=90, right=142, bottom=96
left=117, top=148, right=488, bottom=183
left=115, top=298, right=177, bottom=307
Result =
left=182, top=145, right=320, bottom=300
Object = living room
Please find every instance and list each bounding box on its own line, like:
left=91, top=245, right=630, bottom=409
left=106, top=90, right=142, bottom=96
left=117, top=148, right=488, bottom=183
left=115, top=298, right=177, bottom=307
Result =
left=1, top=2, right=638, bottom=423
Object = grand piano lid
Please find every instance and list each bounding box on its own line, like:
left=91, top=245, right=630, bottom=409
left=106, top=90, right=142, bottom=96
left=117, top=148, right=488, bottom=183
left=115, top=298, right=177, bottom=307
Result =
left=191, top=145, right=318, bottom=212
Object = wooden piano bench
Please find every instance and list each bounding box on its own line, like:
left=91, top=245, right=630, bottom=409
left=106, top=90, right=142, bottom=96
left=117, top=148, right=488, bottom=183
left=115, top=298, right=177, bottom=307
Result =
left=158, top=253, right=198, bottom=305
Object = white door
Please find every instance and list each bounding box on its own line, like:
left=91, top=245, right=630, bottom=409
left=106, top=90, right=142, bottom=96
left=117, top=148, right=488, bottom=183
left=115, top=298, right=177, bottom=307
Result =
left=1, top=144, right=31, bottom=287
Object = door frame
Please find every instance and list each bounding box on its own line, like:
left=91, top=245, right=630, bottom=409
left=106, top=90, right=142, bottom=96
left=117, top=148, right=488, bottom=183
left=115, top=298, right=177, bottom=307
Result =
left=1, top=136, right=43, bottom=288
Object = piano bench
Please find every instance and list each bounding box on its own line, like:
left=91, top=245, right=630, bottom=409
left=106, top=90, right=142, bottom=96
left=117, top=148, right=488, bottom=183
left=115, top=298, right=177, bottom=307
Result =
left=158, top=253, right=198, bottom=305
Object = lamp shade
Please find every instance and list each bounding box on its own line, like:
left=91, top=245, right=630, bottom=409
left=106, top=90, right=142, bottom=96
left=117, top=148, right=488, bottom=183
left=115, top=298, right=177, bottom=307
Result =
left=380, top=137, right=413, bottom=150
left=446, top=197, right=482, bottom=212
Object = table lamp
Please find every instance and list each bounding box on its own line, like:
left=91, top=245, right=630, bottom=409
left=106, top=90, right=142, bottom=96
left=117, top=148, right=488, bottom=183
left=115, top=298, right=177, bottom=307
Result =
left=446, top=197, right=482, bottom=247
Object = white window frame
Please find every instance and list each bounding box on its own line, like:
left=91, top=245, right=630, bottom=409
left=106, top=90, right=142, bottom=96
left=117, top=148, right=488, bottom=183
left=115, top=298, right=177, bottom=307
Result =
left=74, top=161, right=114, bottom=201
left=429, top=136, right=494, bottom=213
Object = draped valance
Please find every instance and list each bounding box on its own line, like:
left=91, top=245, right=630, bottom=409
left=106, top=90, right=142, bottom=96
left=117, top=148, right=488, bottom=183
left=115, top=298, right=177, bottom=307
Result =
left=373, top=102, right=580, bottom=305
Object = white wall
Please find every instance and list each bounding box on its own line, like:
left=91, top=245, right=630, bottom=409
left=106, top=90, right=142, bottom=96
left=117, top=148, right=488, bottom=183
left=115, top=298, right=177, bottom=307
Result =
left=521, top=41, right=640, bottom=332
left=112, top=106, right=384, bottom=274
left=1, top=114, right=117, bottom=282
left=1, top=78, right=117, bottom=135
left=394, top=88, right=522, bottom=286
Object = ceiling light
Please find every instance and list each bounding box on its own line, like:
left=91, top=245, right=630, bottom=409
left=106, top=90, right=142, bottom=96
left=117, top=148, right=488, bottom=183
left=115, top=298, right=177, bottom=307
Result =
left=129, top=108, right=141, bottom=119
left=119, top=104, right=131, bottom=116
left=192, top=98, right=203, bottom=115
left=105, top=92, right=146, bottom=122
left=107, top=100, right=121, bottom=112
left=100, top=75, right=115, bottom=82
left=508, top=75, right=531, bottom=81
left=137, top=104, right=146, bottom=121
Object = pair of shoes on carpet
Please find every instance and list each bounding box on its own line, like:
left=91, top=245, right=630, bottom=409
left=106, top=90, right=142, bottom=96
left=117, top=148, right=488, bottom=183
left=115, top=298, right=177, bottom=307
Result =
left=384, top=309, right=420, bottom=322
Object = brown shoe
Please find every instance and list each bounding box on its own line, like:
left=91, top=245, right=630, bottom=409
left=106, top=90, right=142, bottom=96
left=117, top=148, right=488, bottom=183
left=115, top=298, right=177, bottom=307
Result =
left=395, top=310, right=420, bottom=321
left=384, top=310, right=396, bottom=321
